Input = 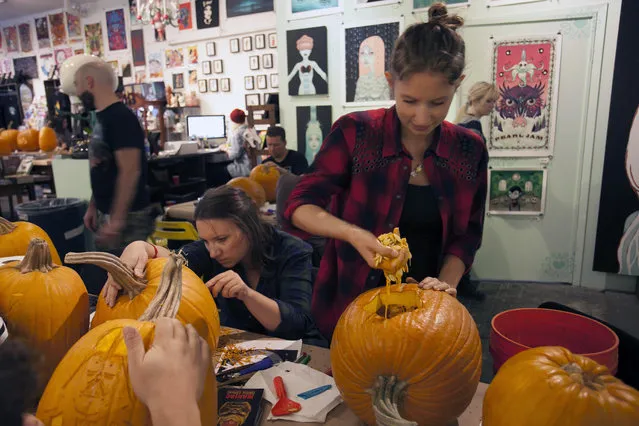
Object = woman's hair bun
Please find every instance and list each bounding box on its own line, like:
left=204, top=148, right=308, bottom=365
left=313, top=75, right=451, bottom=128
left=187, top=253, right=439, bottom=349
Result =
left=428, top=2, right=464, bottom=31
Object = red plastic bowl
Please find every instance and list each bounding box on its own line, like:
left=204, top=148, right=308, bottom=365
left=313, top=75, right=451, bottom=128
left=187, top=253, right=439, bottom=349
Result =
left=490, top=308, right=619, bottom=375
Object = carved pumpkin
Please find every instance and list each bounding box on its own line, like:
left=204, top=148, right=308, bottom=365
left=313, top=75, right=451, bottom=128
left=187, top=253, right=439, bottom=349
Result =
left=331, top=284, right=482, bottom=426
left=227, top=176, right=267, bottom=207
left=36, top=254, right=217, bottom=425
left=0, top=239, right=89, bottom=382
left=249, top=164, right=281, bottom=202
left=483, top=346, right=639, bottom=426
left=65, top=251, right=220, bottom=349
left=0, top=129, right=19, bottom=154
left=17, top=128, right=40, bottom=152
left=0, top=216, right=62, bottom=265
left=39, top=127, right=58, bottom=152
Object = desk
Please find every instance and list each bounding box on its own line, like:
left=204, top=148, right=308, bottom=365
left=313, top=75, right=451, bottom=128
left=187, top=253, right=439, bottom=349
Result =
left=217, top=328, right=486, bottom=426
left=165, top=200, right=277, bottom=224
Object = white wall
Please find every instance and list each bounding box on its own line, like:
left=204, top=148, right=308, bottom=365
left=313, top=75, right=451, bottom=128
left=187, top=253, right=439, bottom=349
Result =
left=0, top=0, right=278, bottom=116
left=274, top=0, right=634, bottom=292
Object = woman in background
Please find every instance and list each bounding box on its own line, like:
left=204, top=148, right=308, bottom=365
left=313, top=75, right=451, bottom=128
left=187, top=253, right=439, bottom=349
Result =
left=455, top=81, right=499, bottom=142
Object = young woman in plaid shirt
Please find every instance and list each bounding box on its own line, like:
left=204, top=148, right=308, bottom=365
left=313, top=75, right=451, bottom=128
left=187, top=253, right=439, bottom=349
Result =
left=284, top=3, right=488, bottom=340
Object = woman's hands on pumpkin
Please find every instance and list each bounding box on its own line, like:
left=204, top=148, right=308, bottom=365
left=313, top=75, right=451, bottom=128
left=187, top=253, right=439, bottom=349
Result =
left=206, top=270, right=252, bottom=301
left=347, top=226, right=400, bottom=269
left=102, top=241, right=150, bottom=307
left=406, top=277, right=457, bottom=297
left=123, top=318, right=209, bottom=424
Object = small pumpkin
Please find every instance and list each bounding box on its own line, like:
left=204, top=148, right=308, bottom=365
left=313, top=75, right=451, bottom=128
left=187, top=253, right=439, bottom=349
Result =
left=227, top=176, right=267, bottom=207
left=36, top=253, right=217, bottom=425
left=249, top=163, right=281, bottom=202
left=331, top=284, right=482, bottom=426
left=65, top=251, right=220, bottom=349
left=39, top=127, right=58, bottom=152
left=17, top=128, right=40, bottom=152
left=0, top=216, right=62, bottom=264
left=0, top=239, right=89, bottom=382
left=0, top=129, right=19, bottom=154
left=483, top=346, right=639, bottom=426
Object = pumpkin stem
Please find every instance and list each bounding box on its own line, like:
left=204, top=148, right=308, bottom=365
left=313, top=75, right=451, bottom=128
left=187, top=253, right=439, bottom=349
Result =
left=17, top=238, right=57, bottom=273
left=64, top=251, right=147, bottom=299
left=369, top=376, right=417, bottom=426
left=0, top=216, right=17, bottom=235
left=562, top=362, right=606, bottom=391
left=139, top=252, right=185, bottom=321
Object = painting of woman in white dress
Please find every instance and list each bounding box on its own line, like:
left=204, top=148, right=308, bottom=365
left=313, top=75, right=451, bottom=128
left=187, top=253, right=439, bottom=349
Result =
left=344, top=20, right=400, bottom=104
left=296, top=105, right=332, bottom=164
left=617, top=107, right=639, bottom=275
left=286, top=26, right=328, bottom=96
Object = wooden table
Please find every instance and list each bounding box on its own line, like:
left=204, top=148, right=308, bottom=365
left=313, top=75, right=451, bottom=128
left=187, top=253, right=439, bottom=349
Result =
left=166, top=200, right=277, bottom=224
left=217, top=328, right=486, bottom=426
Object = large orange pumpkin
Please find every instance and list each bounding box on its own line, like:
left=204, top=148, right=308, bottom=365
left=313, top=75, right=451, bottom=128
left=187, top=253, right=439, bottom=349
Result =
left=0, top=216, right=62, bottom=264
left=249, top=164, right=281, bottom=202
left=17, top=128, right=40, bottom=151
left=0, top=129, right=19, bottom=154
left=65, top=251, right=220, bottom=349
left=0, top=239, right=89, bottom=382
left=483, top=346, right=639, bottom=426
left=331, top=284, right=482, bottom=426
left=227, top=176, right=267, bottom=207
left=39, top=127, right=58, bottom=152
left=36, top=254, right=217, bottom=425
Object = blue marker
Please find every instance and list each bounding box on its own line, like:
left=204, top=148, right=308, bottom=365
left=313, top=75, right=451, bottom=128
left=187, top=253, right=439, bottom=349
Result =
left=297, top=384, right=332, bottom=400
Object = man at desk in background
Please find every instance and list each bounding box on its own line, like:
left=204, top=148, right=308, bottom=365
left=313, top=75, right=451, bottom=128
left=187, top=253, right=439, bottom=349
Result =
left=60, top=55, right=154, bottom=250
left=263, top=126, right=309, bottom=175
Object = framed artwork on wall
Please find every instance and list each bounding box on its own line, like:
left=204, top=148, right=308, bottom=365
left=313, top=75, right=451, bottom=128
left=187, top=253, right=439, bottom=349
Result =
left=262, top=53, right=273, bottom=69
left=206, top=41, right=216, bottom=56
left=245, top=75, right=255, bottom=90
left=230, top=38, right=240, bottom=53
left=220, top=78, right=230, bottom=92
left=195, top=0, right=219, bottom=29
left=488, top=34, right=562, bottom=157
left=213, top=59, right=224, bottom=73
left=255, top=34, right=266, bottom=49
left=287, top=26, right=328, bottom=96
left=296, top=105, right=332, bottom=164
left=242, top=36, right=252, bottom=51
left=270, top=73, right=279, bottom=88
left=413, top=0, right=470, bottom=10
left=226, top=0, right=274, bottom=18
left=188, top=69, right=198, bottom=85
left=202, top=60, right=212, bottom=74
left=198, top=79, right=208, bottom=93
left=342, top=18, right=403, bottom=106
left=268, top=32, right=277, bottom=48
left=245, top=93, right=261, bottom=106
left=356, top=0, right=402, bottom=9
left=288, top=0, right=343, bottom=20
left=249, top=55, right=260, bottom=70
left=487, top=168, right=548, bottom=216
left=487, top=0, right=547, bottom=6
left=256, top=74, right=267, bottom=90
left=209, top=78, right=218, bottom=92
left=173, top=73, right=184, bottom=89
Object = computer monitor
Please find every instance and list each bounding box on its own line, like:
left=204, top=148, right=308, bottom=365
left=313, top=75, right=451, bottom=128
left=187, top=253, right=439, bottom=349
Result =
left=187, top=115, right=226, bottom=140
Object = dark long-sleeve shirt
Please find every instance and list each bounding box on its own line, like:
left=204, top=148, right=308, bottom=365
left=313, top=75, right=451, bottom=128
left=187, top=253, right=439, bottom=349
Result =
left=283, top=106, right=488, bottom=340
left=180, top=228, right=318, bottom=341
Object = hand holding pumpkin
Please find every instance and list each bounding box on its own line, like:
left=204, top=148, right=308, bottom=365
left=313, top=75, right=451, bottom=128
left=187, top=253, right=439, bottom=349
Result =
left=102, top=241, right=150, bottom=307
left=407, top=276, right=457, bottom=297
left=207, top=270, right=252, bottom=301
left=123, top=318, right=210, bottom=410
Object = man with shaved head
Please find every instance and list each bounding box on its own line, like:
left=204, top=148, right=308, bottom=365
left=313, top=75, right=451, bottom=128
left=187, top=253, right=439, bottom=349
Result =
left=69, top=57, right=154, bottom=251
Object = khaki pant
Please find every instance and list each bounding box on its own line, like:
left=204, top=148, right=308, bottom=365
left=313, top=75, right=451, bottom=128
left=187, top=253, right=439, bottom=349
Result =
left=95, top=205, right=158, bottom=251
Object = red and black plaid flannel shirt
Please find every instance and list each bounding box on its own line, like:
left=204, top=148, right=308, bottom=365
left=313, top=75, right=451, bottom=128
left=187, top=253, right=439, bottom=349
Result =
left=283, top=106, right=488, bottom=340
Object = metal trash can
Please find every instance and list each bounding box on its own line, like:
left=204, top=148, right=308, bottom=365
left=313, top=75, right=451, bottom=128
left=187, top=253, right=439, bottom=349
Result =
left=16, top=198, right=88, bottom=263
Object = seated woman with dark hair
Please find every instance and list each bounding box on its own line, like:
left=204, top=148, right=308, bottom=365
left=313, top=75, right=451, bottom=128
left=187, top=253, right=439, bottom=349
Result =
left=102, top=186, right=322, bottom=343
